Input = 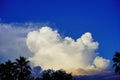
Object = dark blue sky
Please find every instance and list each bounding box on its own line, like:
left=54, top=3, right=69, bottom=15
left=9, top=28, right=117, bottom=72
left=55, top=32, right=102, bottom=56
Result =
left=0, top=0, right=120, bottom=62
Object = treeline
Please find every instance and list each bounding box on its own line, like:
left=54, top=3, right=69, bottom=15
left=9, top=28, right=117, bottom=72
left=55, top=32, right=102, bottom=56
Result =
left=1, top=52, right=120, bottom=80
left=0, top=56, right=73, bottom=80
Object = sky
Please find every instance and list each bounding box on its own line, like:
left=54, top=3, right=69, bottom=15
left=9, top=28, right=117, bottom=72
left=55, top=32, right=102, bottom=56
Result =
left=0, top=0, right=120, bottom=77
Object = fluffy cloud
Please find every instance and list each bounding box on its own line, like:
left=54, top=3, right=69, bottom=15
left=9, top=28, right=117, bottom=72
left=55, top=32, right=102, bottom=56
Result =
left=93, top=56, right=110, bottom=69
left=0, top=23, right=110, bottom=75
left=27, top=26, right=110, bottom=75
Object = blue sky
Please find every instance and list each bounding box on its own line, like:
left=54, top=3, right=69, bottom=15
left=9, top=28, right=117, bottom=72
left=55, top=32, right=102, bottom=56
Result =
left=0, top=0, right=120, bottom=65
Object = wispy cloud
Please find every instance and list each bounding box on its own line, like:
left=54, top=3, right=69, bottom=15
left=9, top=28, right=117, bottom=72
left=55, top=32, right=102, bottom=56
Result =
left=0, top=23, right=35, bottom=62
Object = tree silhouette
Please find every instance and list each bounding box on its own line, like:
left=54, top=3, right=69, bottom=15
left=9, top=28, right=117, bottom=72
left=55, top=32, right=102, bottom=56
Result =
left=52, top=69, right=73, bottom=80
left=15, top=56, right=31, bottom=80
left=0, top=56, right=73, bottom=80
left=0, top=63, right=5, bottom=80
left=41, top=69, right=73, bottom=80
left=112, top=52, right=120, bottom=74
left=42, top=69, right=53, bottom=80
left=0, top=60, right=16, bottom=80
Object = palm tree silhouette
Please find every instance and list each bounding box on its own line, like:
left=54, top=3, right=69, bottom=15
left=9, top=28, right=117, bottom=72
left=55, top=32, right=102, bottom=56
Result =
left=0, top=60, right=16, bottom=80
left=0, top=63, right=5, bottom=80
left=15, top=56, right=31, bottom=80
left=112, top=52, right=120, bottom=74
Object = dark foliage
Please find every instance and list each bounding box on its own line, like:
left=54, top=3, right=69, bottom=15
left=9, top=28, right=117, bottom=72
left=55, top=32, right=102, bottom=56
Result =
left=0, top=56, right=31, bottom=80
left=52, top=69, right=73, bottom=80
left=15, top=56, right=31, bottom=80
left=0, top=56, right=73, bottom=80
left=42, top=69, right=73, bottom=80
left=112, top=52, right=120, bottom=74
left=0, top=60, right=16, bottom=80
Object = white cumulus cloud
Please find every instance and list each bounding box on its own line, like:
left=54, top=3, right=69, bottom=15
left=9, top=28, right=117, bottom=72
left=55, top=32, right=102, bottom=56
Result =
left=26, top=26, right=110, bottom=75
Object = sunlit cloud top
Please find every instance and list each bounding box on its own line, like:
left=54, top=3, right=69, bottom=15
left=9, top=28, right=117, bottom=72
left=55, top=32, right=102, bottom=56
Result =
left=27, top=26, right=110, bottom=75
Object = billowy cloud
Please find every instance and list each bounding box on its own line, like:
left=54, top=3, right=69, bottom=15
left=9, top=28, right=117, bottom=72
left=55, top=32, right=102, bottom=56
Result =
left=0, top=23, right=110, bottom=75
left=26, top=26, right=110, bottom=75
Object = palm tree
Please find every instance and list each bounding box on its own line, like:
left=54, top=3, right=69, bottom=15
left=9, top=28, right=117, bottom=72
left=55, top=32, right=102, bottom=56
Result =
left=0, top=63, right=5, bottom=80
left=112, top=52, right=120, bottom=74
left=15, top=56, right=31, bottom=80
left=0, top=60, right=16, bottom=80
